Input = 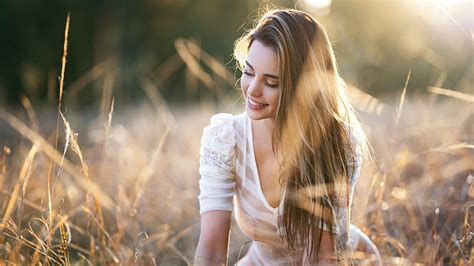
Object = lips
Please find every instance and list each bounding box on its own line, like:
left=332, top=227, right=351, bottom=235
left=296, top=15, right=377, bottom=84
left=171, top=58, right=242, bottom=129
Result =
left=248, top=97, right=268, bottom=107
left=247, top=97, right=268, bottom=111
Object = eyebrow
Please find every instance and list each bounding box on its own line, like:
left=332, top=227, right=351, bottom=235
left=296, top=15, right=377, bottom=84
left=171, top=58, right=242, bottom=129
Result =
left=245, top=61, right=279, bottom=80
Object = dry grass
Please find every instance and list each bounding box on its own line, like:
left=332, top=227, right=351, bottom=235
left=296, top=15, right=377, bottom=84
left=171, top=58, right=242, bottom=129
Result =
left=1, top=91, right=472, bottom=265
left=0, top=14, right=473, bottom=266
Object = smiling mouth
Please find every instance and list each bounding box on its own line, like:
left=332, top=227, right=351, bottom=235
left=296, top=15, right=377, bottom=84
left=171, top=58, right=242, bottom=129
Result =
left=248, top=98, right=268, bottom=107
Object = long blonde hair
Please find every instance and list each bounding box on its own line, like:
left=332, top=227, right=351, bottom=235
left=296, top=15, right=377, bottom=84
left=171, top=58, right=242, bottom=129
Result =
left=234, top=8, right=370, bottom=263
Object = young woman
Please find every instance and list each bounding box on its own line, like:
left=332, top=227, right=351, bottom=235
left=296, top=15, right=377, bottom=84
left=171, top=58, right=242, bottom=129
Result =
left=195, top=8, right=377, bottom=265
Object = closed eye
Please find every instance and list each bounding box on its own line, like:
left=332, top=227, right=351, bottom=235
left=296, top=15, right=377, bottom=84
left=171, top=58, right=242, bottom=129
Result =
left=243, top=70, right=254, bottom=76
left=265, top=80, right=279, bottom=88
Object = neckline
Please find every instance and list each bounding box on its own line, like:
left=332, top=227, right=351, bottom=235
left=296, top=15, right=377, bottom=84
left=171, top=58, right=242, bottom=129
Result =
left=246, top=113, right=286, bottom=212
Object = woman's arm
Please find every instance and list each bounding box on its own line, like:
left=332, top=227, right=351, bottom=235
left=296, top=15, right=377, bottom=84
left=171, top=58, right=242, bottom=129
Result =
left=302, top=230, right=338, bottom=265
left=194, top=210, right=232, bottom=266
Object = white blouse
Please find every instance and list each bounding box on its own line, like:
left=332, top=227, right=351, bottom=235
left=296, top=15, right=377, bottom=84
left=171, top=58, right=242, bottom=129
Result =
left=198, top=112, right=362, bottom=265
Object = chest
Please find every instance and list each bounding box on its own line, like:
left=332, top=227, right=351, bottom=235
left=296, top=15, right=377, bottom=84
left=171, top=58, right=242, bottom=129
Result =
left=251, top=128, right=283, bottom=209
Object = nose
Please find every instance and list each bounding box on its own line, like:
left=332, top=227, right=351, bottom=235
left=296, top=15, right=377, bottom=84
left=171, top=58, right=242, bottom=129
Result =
left=247, top=78, right=262, bottom=97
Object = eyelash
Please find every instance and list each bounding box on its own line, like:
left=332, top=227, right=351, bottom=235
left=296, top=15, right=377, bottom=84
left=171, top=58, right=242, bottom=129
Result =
left=243, top=70, right=254, bottom=76
left=243, top=70, right=279, bottom=88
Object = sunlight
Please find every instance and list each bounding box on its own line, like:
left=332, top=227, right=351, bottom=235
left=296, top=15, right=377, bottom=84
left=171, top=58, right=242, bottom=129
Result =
left=413, top=0, right=472, bottom=40
left=415, top=0, right=468, bottom=10
left=425, top=0, right=465, bottom=6
left=302, top=0, right=332, bottom=9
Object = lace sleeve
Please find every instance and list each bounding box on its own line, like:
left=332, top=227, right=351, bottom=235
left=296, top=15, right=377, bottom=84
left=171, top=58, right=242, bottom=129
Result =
left=347, top=124, right=363, bottom=188
left=320, top=124, right=363, bottom=234
left=198, top=113, right=237, bottom=214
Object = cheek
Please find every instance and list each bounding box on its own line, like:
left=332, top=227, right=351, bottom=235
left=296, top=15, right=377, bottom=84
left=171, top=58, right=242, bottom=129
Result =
left=269, top=91, right=280, bottom=107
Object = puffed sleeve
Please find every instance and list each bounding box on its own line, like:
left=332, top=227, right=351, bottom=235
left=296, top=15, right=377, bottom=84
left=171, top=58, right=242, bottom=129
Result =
left=198, top=113, right=237, bottom=215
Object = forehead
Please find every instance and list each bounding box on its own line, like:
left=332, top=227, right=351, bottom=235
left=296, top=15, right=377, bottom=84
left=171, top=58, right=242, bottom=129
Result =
left=247, top=40, right=278, bottom=76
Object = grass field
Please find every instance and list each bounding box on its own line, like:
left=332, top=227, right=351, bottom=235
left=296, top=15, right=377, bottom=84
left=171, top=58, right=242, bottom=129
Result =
left=0, top=13, right=473, bottom=265
left=0, top=90, right=472, bottom=265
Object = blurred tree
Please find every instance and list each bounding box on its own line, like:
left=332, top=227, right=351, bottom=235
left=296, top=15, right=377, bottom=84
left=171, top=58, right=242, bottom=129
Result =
left=0, top=0, right=471, bottom=108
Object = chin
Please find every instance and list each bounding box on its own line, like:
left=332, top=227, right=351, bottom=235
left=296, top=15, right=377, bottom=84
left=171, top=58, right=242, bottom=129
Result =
left=246, top=108, right=273, bottom=120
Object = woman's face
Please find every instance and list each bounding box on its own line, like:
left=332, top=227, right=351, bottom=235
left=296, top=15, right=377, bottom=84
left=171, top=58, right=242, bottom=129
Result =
left=240, top=39, right=280, bottom=121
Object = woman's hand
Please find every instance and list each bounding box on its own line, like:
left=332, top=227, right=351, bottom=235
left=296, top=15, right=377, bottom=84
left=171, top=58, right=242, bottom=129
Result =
left=194, top=210, right=232, bottom=266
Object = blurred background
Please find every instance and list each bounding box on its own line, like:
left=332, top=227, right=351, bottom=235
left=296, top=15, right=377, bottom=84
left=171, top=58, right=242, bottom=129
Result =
left=0, top=0, right=473, bottom=265
left=0, top=0, right=472, bottom=107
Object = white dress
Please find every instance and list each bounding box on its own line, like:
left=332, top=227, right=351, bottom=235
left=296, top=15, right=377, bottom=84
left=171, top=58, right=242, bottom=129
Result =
left=198, top=112, right=362, bottom=265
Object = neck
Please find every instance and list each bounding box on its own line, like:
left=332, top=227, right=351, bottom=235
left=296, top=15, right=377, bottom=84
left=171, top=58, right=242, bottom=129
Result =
left=254, top=117, right=284, bottom=164
left=256, top=118, right=275, bottom=136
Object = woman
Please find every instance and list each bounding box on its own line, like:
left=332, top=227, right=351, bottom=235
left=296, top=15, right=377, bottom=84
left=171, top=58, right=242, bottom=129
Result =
left=195, top=8, right=377, bottom=265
